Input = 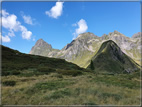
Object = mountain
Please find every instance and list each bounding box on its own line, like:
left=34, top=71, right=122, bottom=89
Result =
left=87, top=40, right=140, bottom=73
left=29, top=32, right=102, bottom=67
left=2, top=45, right=82, bottom=76
left=101, top=31, right=141, bottom=65
left=29, top=31, right=141, bottom=68
left=55, top=32, right=100, bottom=67
left=29, top=39, right=59, bottom=57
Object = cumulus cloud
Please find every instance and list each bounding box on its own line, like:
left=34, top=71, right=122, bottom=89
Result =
left=0, top=33, right=11, bottom=42
left=2, top=13, right=20, bottom=31
left=1, top=9, right=32, bottom=41
left=8, top=30, right=15, bottom=37
left=1, top=10, right=9, bottom=17
left=20, top=25, right=32, bottom=40
left=72, top=19, right=88, bottom=39
left=22, top=15, right=33, bottom=25
left=45, top=2, right=64, bottom=19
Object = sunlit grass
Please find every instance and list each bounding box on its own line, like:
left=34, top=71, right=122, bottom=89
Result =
left=1, top=71, right=141, bottom=105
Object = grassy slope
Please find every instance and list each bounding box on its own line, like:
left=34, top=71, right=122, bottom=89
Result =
left=71, top=50, right=95, bottom=68
left=88, top=40, right=140, bottom=73
left=2, top=45, right=83, bottom=76
left=126, top=48, right=141, bottom=65
left=1, top=45, right=141, bottom=105
left=2, top=72, right=141, bottom=105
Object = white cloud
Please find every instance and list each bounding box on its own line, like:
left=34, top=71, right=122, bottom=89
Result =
left=0, top=33, right=11, bottom=42
left=72, top=19, right=88, bottom=39
left=1, top=10, right=9, bottom=17
left=1, top=10, right=32, bottom=41
left=21, top=11, right=36, bottom=25
left=22, top=15, right=33, bottom=25
left=20, top=26, right=32, bottom=40
left=8, top=30, right=15, bottom=37
left=45, top=2, right=64, bottom=19
left=2, top=14, right=20, bottom=31
left=2, top=36, right=11, bottom=42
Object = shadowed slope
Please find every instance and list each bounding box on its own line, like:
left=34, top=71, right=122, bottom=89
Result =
left=87, top=40, right=140, bottom=73
left=2, top=45, right=83, bottom=76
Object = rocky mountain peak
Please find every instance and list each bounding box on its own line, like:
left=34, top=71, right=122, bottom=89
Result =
left=114, top=30, right=121, bottom=34
left=132, top=32, right=141, bottom=38
left=35, top=39, right=52, bottom=48
left=76, top=32, right=98, bottom=40
left=29, top=38, right=52, bottom=55
left=109, top=30, right=125, bottom=37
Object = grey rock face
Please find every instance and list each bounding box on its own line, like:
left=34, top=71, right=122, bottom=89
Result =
left=58, top=32, right=97, bottom=61
left=132, top=32, right=141, bottom=38
left=100, top=31, right=141, bottom=62
left=29, top=39, right=53, bottom=56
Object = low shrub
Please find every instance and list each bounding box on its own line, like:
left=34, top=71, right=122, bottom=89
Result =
left=11, top=70, right=21, bottom=75
left=51, top=74, right=63, bottom=78
left=98, top=92, right=122, bottom=101
left=34, top=81, right=70, bottom=90
left=2, top=80, right=16, bottom=86
left=2, top=71, right=10, bottom=76
left=83, top=69, right=93, bottom=72
left=37, top=67, right=56, bottom=74
left=44, top=88, right=71, bottom=100
left=2, top=70, right=21, bottom=76
left=57, top=69, right=82, bottom=76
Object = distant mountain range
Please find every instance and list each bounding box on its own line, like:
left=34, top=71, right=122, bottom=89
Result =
left=29, top=31, right=141, bottom=68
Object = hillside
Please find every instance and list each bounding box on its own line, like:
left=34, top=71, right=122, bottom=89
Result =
left=87, top=40, right=140, bottom=73
left=2, top=45, right=83, bottom=76
left=1, top=45, right=141, bottom=105
left=29, top=31, right=141, bottom=68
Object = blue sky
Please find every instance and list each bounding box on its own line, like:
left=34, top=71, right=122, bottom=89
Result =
left=1, top=1, right=140, bottom=53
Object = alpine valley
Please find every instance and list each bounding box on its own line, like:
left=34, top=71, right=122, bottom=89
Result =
left=1, top=31, right=141, bottom=105
left=1, top=1, right=142, bottom=105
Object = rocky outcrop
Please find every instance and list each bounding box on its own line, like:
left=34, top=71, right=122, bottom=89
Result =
left=29, top=39, right=59, bottom=56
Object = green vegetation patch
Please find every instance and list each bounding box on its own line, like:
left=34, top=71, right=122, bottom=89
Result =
left=26, top=80, right=75, bottom=95
left=2, top=80, right=16, bottom=86
left=44, top=88, right=71, bottom=100
left=98, top=92, right=122, bottom=101
left=2, top=70, right=21, bottom=76
left=37, top=67, right=56, bottom=74
left=91, top=73, right=140, bottom=89
left=35, top=81, right=73, bottom=90
left=57, top=69, right=82, bottom=76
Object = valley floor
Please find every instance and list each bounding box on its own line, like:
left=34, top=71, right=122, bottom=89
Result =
left=1, top=71, right=141, bottom=105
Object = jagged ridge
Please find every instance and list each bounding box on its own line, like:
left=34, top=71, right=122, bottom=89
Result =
left=29, top=31, right=141, bottom=68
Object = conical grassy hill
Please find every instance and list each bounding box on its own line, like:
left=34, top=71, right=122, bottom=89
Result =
left=87, top=40, right=140, bottom=74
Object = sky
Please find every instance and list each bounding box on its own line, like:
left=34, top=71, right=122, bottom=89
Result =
left=1, top=1, right=140, bottom=53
